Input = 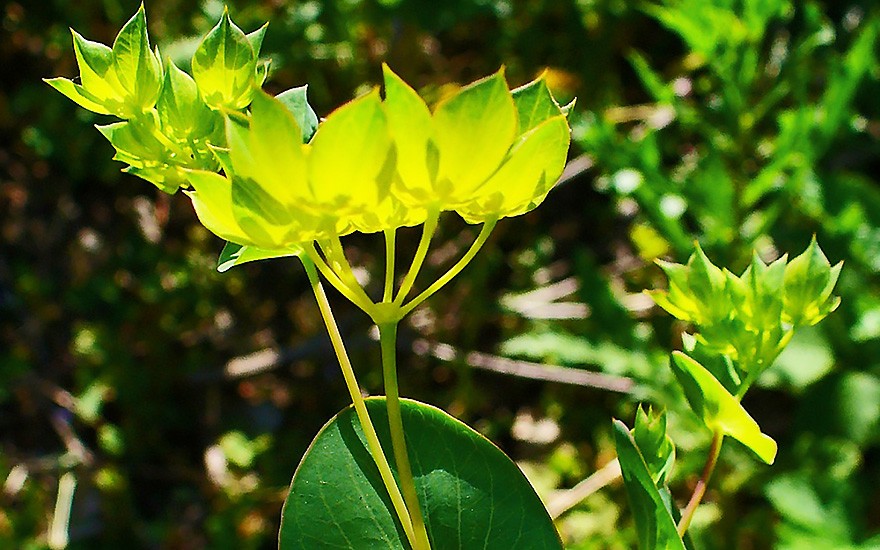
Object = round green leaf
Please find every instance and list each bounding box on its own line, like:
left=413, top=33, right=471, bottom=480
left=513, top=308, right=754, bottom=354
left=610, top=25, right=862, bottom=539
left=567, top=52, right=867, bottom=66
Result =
left=280, top=397, right=562, bottom=549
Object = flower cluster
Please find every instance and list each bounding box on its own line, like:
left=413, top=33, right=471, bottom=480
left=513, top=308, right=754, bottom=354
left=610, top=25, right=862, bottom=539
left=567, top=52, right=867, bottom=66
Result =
left=649, top=239, right=842, bottom=374
left=47, top=7, right=572, bottom=263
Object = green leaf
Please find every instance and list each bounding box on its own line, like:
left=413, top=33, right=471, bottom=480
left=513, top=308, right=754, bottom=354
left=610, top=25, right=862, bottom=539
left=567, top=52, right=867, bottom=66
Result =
left=612, top=419, right=686, bottom=550
left=111, top=4, right=162, bottom=112
left=432, top=69, right=517, bottom=199
left=275, top=85, right=319, bottom=143
left=157, top=59, right=217, bottom=138
left=217, top=241, right=301, bottom=272
left=280, top=397, right=562, bottom=549
left=511, top=74, right=565, bottom=135
left=670, top=352, right=777, bottom=464
left=192, top=9, right=257, bottom=110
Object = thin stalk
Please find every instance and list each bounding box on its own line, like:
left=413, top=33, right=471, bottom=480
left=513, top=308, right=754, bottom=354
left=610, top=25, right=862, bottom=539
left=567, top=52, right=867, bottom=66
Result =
left=400, top=218, right=497, bottom=317
left=394, top=209, right=441, bottom=305
left=321, top=237, right=375, bottom=308
left=379, top=322, right=432, bottom=550
left=305, top=243, right=375, bottom=314
left=301, top=258, right=417, bottom=547
left=677, top=430, right=724, bottom=537
left=383, top=228, right=396, bottom=303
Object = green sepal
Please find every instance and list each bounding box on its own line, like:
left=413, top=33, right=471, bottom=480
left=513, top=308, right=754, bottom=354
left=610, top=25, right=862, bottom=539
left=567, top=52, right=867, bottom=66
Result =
left=685, top=244, right=727, bottom=322
left=111, top=3, right=163, bottom=113
left=192, top=9, right=257, bottom=110
left=783, top=237, right=842, bottom=327
left=217, top=241, right=301, bottom=272
left=613, top=419, right=687, bottom=550
left=125, top=165, right=184, bottom=194
left=670, top=352, right=777, bottom=464
left=649, top=260, right=701, bottom=322
left=275, top=85, right=319, bottom=143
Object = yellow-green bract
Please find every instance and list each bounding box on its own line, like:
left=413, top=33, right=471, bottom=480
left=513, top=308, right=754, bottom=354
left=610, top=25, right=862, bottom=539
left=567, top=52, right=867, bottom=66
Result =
left=183, top=64, right=572, bottom=252
left=45, top=5, right=573, bottom=259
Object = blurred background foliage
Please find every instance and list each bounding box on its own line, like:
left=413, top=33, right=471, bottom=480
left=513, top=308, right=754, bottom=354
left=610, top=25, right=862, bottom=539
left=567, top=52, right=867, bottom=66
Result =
left=1, top=0, right=879, bottom=547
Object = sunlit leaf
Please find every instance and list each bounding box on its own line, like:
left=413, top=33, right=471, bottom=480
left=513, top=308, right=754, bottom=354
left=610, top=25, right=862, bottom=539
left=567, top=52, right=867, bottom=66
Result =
left=44, top=77, right=113, bottom=115
left=670, top=352, right=777, bottom=464
left=184, top=170, right=250, bottom=244
left=382, top=64, right=435, bottom=205
left=229, top=91, right=307, bottom=206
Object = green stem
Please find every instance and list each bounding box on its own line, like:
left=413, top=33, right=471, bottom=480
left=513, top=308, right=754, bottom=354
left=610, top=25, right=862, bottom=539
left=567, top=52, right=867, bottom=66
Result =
left=677, top=430, right=723, bottom=537
left=301, top=258, right=417, bottom=548
left=379, top=322, right=432, bottom=550
left=305, top=243, right=375, bottom=314
left=400, top=218, right=497, bottom=317
left=383, top=228, right=396, bottom=303
left=394, top=209, right=441, bottom=305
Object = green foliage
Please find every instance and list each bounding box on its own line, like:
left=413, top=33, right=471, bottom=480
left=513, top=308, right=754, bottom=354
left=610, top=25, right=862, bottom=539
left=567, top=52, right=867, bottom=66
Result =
left=651, top=240, right=840, bottom=378
left=612, top=419, right=685, bottom=550
left=281, top=398, right=562, bottom=549
left=669, top=351, right=776, bottom=464
left=614, top=239, right=841, bottom=548
left=578, top=0, right=879, bottom=260
left=45, top=6, right=268, bottom=193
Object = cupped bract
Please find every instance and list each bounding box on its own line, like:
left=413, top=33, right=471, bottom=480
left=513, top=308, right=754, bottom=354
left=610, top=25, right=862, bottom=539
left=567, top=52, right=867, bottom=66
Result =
left=186, top=88, right=401, bottom=250
left=381, top=65, right=572, bottom=223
